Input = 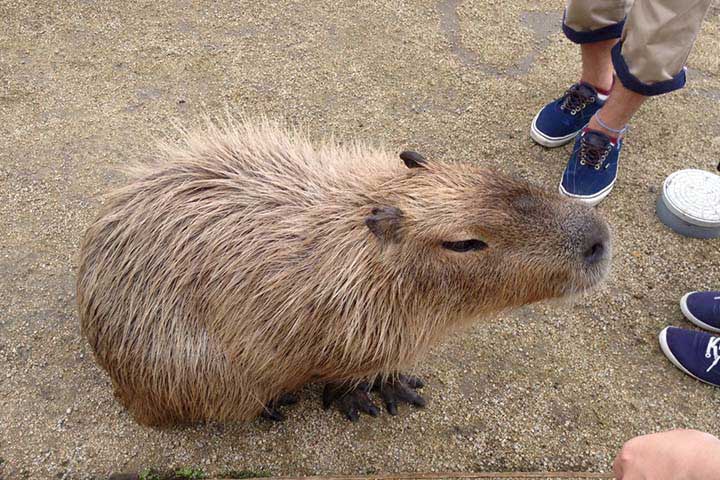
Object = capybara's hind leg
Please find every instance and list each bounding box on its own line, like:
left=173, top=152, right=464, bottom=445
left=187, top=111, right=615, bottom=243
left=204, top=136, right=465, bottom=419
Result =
left=261, top=393, right=299, bottom=422
left=322, top=381, right=380, bottom=422
left=113, top=385, right=177, bottom=428
left=372, top=374, right=426, bottom=416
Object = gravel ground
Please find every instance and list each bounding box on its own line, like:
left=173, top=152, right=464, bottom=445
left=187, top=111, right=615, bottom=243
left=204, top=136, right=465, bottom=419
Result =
left=1, top=1, right=719, bottom=479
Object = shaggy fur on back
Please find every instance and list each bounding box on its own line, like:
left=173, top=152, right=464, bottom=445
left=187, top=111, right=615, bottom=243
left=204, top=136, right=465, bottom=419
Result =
left=77, top=119, right=610, bottom=426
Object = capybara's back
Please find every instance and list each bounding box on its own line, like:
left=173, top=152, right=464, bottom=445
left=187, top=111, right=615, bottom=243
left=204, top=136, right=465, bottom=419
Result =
left=78, top=120, right=610, bottom=426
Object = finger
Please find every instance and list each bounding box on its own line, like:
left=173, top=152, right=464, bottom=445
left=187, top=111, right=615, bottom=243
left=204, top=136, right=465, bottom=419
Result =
left=612, top=454, right=623, bottom=480
left=402, top=375, right=425, bottom=389
left=408, top=391, right=426, bottom=407
left=362, top=392, right=379, bottom=415
left=396, top=386, right=426, bottom=407
left=352, top=390, right=379, bottom=417
left=385, top=399, right=398, bottom=415
left=359, top=400, right=379, bottom=417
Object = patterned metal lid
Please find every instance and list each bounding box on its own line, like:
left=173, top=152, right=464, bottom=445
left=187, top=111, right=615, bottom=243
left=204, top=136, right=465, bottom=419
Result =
left=661, top=169, right=720, bottom=228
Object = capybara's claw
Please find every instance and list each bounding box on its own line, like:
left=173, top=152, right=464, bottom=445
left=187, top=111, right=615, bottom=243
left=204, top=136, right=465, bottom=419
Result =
left=260, top=392, right=299, bottom=422
left=373, top=374, right=426, bottom=416
left=322, top=382, right=380, bottom=422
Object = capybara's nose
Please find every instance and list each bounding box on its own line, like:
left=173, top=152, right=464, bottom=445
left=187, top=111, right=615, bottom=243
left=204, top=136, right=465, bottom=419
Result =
left=582, top=220, right=610, bottom=266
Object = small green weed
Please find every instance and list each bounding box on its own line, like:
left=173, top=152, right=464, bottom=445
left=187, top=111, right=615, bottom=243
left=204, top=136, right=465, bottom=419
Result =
left=139, top=469, right=162, bottom=480
left=137, top=467, right=206, bottom=480
left=174, top=467, right=206, bottom=479
left=219, top=470, right=271, bottom=479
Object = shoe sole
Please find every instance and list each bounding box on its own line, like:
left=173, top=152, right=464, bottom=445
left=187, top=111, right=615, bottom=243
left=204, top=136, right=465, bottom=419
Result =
left=658, top=326, right=719, bottom=388
left=680, top=292, right=720, bottom=333
left=529, top=111, right=584, bottom=148
left=558, top=180, right=615, bottom=207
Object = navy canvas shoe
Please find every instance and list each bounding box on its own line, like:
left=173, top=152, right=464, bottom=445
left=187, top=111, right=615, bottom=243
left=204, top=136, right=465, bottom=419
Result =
left=530, top=82, right=606, bottom=148
left=681, top=291, right=720, bottom=333
left=559, top=129, right=620, bottom=206
left=659, top=326, right=720, bottom=388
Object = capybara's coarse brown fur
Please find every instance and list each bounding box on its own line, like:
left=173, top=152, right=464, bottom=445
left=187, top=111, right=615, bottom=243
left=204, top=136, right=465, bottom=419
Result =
left=77, top=120, right=611, bottom=427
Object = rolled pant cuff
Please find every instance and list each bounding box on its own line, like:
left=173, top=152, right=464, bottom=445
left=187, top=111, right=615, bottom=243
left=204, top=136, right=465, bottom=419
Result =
left=611, top=42, right=686, bottom=96
left=562, top=11, right=625, bottom=44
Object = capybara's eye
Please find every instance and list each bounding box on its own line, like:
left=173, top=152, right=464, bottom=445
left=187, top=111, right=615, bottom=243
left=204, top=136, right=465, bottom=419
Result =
left=441, top=239, right=488, bottom=252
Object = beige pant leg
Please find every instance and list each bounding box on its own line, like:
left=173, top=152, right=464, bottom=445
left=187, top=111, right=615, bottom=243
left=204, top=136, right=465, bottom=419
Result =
left=620, top=0, right=713, bottom=85
left=565, top=0, right=632, bottom=33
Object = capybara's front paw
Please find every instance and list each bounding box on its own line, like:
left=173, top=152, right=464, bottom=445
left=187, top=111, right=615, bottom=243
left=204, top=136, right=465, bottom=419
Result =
left=373, top=374, right=426, bottom=416
left=260, top=392, right=299, bottom=422
left=322, top=382, right=380, bottom=422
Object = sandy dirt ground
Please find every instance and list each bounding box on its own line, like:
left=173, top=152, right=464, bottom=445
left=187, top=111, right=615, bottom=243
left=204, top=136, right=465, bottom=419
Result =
left=1, top=0, right=719, bottom=479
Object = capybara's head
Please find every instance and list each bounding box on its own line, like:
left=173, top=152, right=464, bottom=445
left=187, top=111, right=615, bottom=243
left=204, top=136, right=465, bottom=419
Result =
left=365, top=151, right=611, bottom=315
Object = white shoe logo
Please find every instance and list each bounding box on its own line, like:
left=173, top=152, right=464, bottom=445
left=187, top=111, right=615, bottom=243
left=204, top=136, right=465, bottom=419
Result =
left=705, top=337, right=720, bottom=373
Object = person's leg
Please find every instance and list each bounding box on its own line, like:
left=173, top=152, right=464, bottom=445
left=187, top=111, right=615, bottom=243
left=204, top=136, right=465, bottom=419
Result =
left=565, top=0, right=630, bottom=92
left=563, top=0, right=629, bottom=46
left=559, top=0, right=714, bottom=205
left=530, top=0, right=628, bottom=148
left=579, top=38, right=616, bottom=93
left=591, top=0, right=713, bottom=135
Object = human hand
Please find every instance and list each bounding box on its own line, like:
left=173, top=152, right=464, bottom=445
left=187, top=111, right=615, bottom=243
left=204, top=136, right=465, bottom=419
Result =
left=613, top=429, right=720, bottom=480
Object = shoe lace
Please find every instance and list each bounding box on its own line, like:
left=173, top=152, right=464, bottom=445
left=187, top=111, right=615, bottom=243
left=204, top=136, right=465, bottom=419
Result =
left=579, top=136, right=612, bottom=171
left=560, top=85, right=596, bottom=115
left=705, top=337, right=720, bottom=373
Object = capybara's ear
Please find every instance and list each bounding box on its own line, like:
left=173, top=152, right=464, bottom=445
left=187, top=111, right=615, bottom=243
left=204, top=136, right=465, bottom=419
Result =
left=399, top=151, right=427, bottom=169
left=365, top=206, right=404, bottom=242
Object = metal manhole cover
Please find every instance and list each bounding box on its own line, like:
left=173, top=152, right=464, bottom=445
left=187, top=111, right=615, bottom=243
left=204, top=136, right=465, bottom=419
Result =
left=657, top=169, right=720, bottom=238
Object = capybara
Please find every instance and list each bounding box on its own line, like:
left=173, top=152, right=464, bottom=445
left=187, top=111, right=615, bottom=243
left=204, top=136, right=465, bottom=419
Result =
left=77, top=119, right=611, bottom=426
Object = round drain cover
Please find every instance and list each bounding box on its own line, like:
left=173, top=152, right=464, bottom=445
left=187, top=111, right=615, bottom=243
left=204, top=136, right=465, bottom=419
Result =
left=656, top=169, right=720, bottom=238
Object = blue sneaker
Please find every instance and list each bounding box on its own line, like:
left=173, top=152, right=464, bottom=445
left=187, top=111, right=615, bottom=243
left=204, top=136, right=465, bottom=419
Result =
left=681, top=291, right=720, bottom=333
left=530, top=82, right=606, bottom=148
left=659, top=326, right=720, bottom=388
left=559, top=129, right=620, bottom=206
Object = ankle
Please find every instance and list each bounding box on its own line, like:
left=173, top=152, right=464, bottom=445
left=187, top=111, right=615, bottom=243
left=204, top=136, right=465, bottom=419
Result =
left=580, top=76, right=613, bottom=96
left=587, top=112, right=627, bottom=140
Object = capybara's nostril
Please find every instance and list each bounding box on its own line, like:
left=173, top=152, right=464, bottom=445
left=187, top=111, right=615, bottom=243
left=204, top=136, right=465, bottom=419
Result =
left=578, top=211, right=610, bottom=266
left=584, top=241, right=605, bottom=265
